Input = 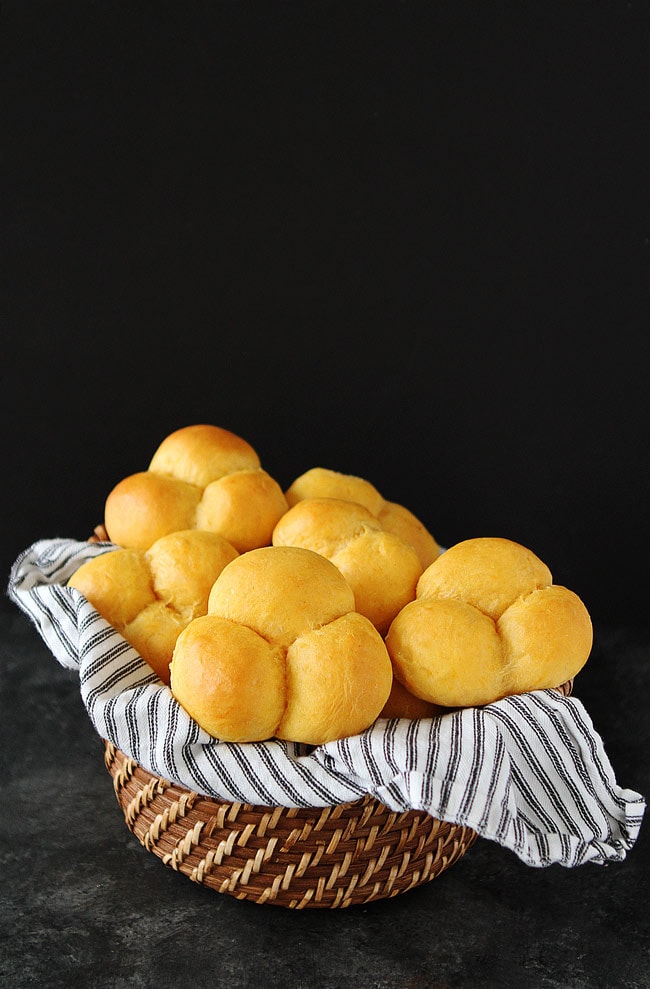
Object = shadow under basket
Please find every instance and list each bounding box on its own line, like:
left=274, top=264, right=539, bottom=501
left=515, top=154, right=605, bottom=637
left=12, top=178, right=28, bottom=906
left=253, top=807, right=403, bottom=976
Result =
left=103, top=682, right=572, bottom=909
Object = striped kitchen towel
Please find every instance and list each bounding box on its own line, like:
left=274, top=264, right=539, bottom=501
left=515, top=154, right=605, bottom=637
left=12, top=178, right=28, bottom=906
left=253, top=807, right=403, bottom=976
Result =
left=7, top=537, right=646, bottom=869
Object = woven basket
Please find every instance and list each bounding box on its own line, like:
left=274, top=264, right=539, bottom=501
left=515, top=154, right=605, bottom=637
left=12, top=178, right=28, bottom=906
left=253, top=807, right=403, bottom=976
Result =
left=103, top=696, right=575, bottom=912
left=103, top=741, right=479, bottom=909
left=89, top=527, right=572, bottom=908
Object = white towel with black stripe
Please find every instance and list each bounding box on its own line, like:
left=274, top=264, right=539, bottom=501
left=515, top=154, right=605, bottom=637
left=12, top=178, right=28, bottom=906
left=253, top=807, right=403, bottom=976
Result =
left=7, top=537, right=646, bottom=870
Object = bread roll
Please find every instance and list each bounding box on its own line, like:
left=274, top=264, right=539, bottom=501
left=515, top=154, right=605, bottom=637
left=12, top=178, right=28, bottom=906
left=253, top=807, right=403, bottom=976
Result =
left=416, top=536, right=553, bottom=621
left=285, top=467, right=384, bottom=516
left=68, top=529, right=239, bottom=683
left=498, top=584, right=593, bottom=695
left=281, top=612, right=394, bottom=745
left=104, top=424, right=288, bottom=552
left=208, top=544, right=356, bottom=646
left=149, top=424, right=260, bottom=486
left=272, top=498, right=423, bottom=634
left=104, top=472, right=201, bottom=551
left=196, top=469, right=289, bottom=555
left=171, top=545, right=393, bottom=744
left=387, top=597, right=506, bottom=708
left=170, top=616, right=286, bottom=743
left=284, top=466, right=440, bottom=569
left=386, top=537, right=592, bottom=707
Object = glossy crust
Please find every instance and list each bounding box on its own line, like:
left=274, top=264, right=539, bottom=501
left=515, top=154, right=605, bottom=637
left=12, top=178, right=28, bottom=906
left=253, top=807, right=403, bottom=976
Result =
left=170, top=616, right=286, bottom=742
left=416, top=536, right=553, bottom=621
left=171, top=545, right=393, bottom=744
left=386, top=537, right=593, bottom=707
left=149, top=424, right=260, bottom=486
left=68, top=529, right=239, bottom=683
left=104, top=424, right=288, bottom=552
left=104, top=472, right=201, bottom=551
left=280, top=612, right=394, bottom=745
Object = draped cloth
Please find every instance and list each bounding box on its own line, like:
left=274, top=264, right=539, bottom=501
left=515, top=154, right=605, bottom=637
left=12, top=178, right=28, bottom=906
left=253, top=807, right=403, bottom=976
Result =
left=8, top=537, right=645, bottom=869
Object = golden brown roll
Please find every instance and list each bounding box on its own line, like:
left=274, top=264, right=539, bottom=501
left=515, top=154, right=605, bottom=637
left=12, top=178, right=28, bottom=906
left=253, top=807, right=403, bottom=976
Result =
left=149, top=423, right=260, bottom=485
left=285, top=467, right=384, bottom=515
left=196, top=468, right=290, bottom=555
left=271, top=497, right=424, bottom=635
left=386, top=537, right=593, bottom=708
left=170, top=545, right=394, bottom=745
left=170, top=616, right=286, bottom=743
left=284, top=466, right=440, bottom=569
left=281, top=612, right=393, bottom=745
left=207, top=543, right=356, bottom=647
left=416, top=535, right=553, bottom=621
left=375, top=500, right=441, bottom=572
left=68, top=529, right=239, bottom=683
left=104, top=424, right=289, bottom=553
left=104, top=472, right=201, bottom=552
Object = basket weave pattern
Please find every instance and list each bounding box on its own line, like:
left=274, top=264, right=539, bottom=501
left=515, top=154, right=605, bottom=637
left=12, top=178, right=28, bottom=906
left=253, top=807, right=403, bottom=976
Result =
left=105, top=676, right=572, bottom=908
left=104, top=741, right=478, bottom=909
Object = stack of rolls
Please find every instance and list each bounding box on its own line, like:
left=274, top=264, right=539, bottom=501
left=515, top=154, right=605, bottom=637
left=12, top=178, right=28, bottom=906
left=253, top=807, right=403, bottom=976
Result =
left=103, top=423, right=289, bottom=553
left=68, top=528, right=239, bottom=683
left=67, top=423, right=593, bottom=745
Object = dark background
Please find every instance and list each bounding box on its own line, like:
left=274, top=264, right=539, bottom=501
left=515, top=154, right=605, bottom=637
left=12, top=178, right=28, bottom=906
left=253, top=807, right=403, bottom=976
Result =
left=3, top=2, right=648, bottom=625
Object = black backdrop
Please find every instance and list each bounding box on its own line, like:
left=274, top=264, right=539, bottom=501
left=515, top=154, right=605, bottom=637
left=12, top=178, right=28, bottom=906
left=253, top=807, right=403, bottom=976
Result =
left=3, top=3, right=648, bottom=625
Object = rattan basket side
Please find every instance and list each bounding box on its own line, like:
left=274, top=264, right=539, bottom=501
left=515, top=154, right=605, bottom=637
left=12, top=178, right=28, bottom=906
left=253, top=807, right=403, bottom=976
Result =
left=103, top=677, right=574, bottom=908
left=103, top=741, right=479, bottom=909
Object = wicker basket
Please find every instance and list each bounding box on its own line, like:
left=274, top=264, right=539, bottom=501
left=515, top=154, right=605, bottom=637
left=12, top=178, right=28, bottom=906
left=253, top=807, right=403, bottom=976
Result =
left=103, top=741, right=478, bottom=909
left=89, top=528, right=572, bottom=908
left=103, top=681, right=575, bottom=910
